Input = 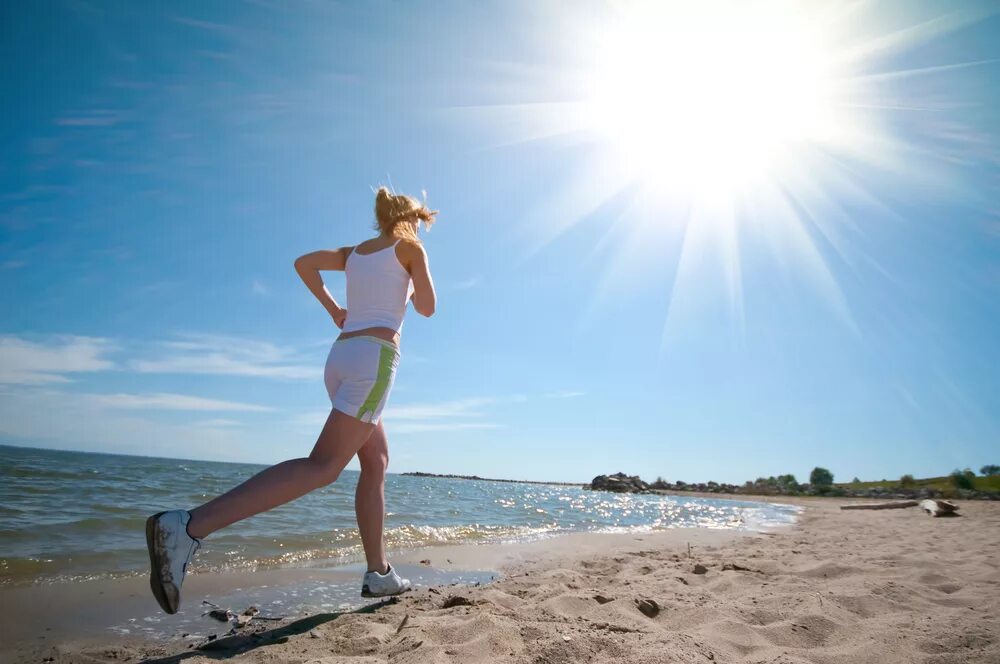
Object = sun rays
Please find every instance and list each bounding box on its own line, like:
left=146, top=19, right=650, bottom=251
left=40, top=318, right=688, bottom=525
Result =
left=444, top=1, right=995, bottom=350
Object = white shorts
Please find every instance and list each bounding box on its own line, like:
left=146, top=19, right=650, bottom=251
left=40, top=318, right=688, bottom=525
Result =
left=324, top=336, right=400, bottom=424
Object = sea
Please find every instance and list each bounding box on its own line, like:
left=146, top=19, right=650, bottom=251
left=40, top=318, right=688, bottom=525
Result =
left=0, top=444, right=799, bottom=587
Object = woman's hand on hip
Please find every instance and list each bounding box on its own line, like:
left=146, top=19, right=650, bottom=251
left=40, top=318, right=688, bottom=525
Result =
left=331, top=306, right=347, bottom=329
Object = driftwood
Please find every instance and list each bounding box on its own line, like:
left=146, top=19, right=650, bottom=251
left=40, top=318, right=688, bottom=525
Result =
left=920, top=499, right=959, bottom=517
left=840, top=500, right=919, bottom=510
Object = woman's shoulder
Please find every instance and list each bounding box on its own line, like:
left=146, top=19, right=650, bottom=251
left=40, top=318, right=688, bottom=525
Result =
left=394, top=239, right=427, bottom=275
left=354, top=237, right=380, bottom=252
left=395, top=238, right=426, bottom=256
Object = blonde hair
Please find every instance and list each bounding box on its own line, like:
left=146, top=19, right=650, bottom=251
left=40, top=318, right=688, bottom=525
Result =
left=373, top=187, right=438, bottom=242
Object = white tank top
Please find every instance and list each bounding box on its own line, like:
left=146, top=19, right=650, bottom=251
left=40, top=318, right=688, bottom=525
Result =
left=342, top=241, right=413, bottom=334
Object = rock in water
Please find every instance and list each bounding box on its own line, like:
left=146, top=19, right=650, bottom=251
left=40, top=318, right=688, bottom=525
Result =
left=589, top=472, right=650, bottom=493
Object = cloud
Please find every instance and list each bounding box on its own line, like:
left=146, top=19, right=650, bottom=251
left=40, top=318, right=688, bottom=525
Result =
left=452, top=277, right=481, bottom=290
left=544, top=390, right=585, bottom=399
left=86, top=392, right=274, bottom=412
left=0, top=185, right=73, bottom=202
left=132, top=333, right=318, bottom=380
left=172, top=15, right=244, bottom=36
left=0, top=331, right=322, bottom=382
left=375, top=392, right=581, bottom=433
left=251, top=279, right=270, bottom=296
left=289, top=396, right=507, bottom=435
left=0, top=388, right=261, bottom=463
left=384, top=397, right=498, bottom=421
left=192, top=418, right=243, bottom=428
left=54, top=110, right=124, bottom=127
left=390, top=422, right=502, bottom=434
left=381, top=397, right=506, bottom=434
left=0, top=335, right=116, bottom=385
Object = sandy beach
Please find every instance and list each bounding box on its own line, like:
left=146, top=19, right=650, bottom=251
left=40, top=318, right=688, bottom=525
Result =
left=9, top=495, right=997, bottom=664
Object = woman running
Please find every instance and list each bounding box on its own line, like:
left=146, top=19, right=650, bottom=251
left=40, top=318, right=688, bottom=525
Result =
left=145, top=187, right=438, bottom=614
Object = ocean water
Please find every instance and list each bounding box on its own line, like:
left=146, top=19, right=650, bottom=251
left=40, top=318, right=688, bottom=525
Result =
left=0, top=445, right=799, bottom=586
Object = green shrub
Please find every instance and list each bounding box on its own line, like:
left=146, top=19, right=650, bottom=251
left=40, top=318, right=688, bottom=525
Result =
left=777, top=474, right=799, bottom=491
left=810, top=467, right=834, bottom=487
left=899, top=474, right=915, bottom=488
left=981, top=464, right=1000, bottom=476
left=950, top=469, right=975, bottom=490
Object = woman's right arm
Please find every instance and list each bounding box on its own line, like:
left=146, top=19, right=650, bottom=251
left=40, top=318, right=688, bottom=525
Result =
left=399, top=241, right=436, bottom=317
left=294, top=247, right=352, bottom=327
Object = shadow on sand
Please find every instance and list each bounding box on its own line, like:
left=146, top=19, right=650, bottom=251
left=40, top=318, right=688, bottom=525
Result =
left=141, top=599, right=397, bottom=663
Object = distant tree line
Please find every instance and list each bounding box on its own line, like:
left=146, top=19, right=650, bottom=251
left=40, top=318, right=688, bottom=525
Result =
left=597, top=463, right=1000, bottom=499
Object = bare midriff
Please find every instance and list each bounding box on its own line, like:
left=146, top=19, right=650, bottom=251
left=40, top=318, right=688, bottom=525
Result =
left=337, top=326, right=400, bottom=348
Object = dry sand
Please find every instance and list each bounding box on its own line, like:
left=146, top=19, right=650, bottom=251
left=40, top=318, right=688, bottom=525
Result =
left=19, top=497, right=1000, bottom=663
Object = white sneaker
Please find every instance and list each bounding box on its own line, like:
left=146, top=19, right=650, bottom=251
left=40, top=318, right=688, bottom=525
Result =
left=361, top=563, right=412, bottom=598
left=145, top=510, right=201, bottom=614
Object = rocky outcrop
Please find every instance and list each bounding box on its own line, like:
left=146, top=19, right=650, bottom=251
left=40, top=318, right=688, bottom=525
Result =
left=588, top=473, right=649, bottom=493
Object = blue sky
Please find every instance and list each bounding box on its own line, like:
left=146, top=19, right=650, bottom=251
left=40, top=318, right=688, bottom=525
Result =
left=1, top=0, right=998, bottom=484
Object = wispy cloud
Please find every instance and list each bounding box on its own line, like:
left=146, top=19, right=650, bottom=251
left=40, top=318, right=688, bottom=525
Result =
left=289, top=396, right=508, bottom=435
left=384, top=397, right=498, bottom=421
left=86, top=392, right=273, bottom=412
left=0, top=331, right=321, bottom=382
left=452, top=277, right=481, bottom=290
left=192, top=418, right=243, bottom=428
left=390, top=422, right=501, bottom=434
left=172, top=15, right=244, bottom=36
left=251, top=278, right=269, bottom=296
left=378, top=392, right=581, bottom=432
left=0, top=335, right=116, bottom=385
left=544, top=390, right=585, bottom=399
left=0, top=185, right=73, bottom=202
left=132, top=333, right=318, bottom=380
left=0, top=388, right=259, bottom=463
left=382, top=397, right=509, bottom=434
left=54, top=109, right=124, bottom=127
left=197, top=50, right=237, bottom=62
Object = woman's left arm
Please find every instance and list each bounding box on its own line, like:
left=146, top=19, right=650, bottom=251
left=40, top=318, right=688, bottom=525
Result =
left=294, top=247, right=351, bottom=328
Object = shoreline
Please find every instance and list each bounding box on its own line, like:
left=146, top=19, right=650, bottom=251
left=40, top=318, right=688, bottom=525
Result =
left=6, top=525, right=772, bottom=661
left=14, top=496, right=999, bottom=663
left=0, top=490, right=798, bottom=590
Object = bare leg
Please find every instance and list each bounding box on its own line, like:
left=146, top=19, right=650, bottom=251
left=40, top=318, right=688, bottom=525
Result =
left=355, top=422, right=389, bottom=573
left=187, top=410, right=374, bottom=539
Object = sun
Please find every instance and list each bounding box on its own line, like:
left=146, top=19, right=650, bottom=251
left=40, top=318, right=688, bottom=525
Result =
left=582, top=2, right=844, bottom=193
left=447, top=0, right=988, bottom=342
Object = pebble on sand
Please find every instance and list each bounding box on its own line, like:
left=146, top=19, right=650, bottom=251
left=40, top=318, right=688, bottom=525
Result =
left=635, top=599, right=661, bottom=618
left=441, top=595, right=473, bottom=609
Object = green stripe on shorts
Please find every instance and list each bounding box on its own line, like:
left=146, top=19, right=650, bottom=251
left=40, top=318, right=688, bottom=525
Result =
left=356, top=345, right=396, bottom=422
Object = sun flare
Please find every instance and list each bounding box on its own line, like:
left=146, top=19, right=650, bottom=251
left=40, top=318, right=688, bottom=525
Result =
left=451, top=0, right=989, bottom=344
left=583, top=3, right=844, bottom=192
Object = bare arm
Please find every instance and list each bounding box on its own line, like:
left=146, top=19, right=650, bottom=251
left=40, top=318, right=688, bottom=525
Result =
left=398, top=241, right=436, bottom=317
left=294, top=247, right=352, bottom=327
